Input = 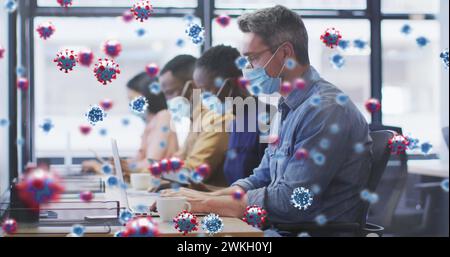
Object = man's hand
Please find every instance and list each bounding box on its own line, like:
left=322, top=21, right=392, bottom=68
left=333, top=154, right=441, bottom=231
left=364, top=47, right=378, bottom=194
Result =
left=159, top=187, right=212, bottom=198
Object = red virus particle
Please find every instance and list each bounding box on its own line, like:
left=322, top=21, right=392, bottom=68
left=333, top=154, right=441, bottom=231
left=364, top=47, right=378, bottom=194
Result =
left=93, top=58, right=120, bottom=85
left=2, top=218, right=18, bottom=234
left=17, top=77, right=29, bottom=91
left=122, top=217, right=159, bottom=237
left=78, top=49, right=94, bottom=67
left=103, top=40, right=122, bottom=58
left=99, top=99, right=114, bottom=111
left=295, top=148, right=309, bottom=160
left=173, top=210, right=198, bottom=235
left=122, top=10, right=134, bottom=23
left=169, top=157, right=184, bottom=171
left=388, top=134, right=410, bottom=155
left=54, top=49, right=78, bottom=73
left=195, top=163, right=211, bottom=178
left=365, top=98, right=381, bottom=113
left=215, top=15, right=231, bottom=28
left=79, top=191, right=94, bottom=202
left=145, top=63, right=159, bottom=78
left=79, top=124, right=92, bottom=135
left=238, top=77, right=249, bottom=88
left=16, top=167, right=64, bottom=210
left=0, top=45, right=5, bottom=59
left=36, top=21, right=56, bottom=40
left=280, top=81, right=293, bottom=94
left=57, top=0, right=73, bottom=8
left=131, top=1, right=153, bottom=22
left=159, top=158, right=172, bottom=173
left=294, top=78, right=306, bottom=90
left=232, top=189, right=245, bottom=200
left=243, top=205, right=267, bottom=228
left=149, top=162, right=162, bottom=177
left=320, top=28, right=342, bottom=49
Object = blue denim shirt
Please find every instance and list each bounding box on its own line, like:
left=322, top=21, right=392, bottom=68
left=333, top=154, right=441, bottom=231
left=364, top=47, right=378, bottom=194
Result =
left=232, top=66, right=372, bottom=224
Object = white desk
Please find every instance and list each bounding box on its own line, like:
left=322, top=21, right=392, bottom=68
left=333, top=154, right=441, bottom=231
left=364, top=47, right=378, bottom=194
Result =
left=408, top=160, right=449, bottom=178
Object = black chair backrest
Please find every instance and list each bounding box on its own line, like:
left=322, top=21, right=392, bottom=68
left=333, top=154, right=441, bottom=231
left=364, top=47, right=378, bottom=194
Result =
left=358, top=130, right=395, bottom=226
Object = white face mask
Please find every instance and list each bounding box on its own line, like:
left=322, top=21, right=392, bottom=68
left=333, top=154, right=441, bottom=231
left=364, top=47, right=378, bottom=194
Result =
left=242, top=44, right=286, bottom=95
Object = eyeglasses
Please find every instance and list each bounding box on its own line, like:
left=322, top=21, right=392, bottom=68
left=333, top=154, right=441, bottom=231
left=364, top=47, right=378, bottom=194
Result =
left=244, top=48, right=272, bottom=68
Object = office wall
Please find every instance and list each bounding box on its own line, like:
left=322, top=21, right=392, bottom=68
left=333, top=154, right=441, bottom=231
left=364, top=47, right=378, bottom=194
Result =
left=0, top=10, right=9, bottom=194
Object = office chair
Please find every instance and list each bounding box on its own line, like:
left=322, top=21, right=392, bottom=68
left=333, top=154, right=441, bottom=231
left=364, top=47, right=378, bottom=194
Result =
left=269, top=130, right=395, bottom=237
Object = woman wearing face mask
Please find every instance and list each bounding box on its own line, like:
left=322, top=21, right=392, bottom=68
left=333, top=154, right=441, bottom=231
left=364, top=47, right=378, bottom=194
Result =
left=82, top=72, right=178, bottom=174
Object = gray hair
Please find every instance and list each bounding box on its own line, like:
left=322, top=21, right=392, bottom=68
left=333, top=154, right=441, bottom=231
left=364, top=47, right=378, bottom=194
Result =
left=238, top=5, right=310, bottom=65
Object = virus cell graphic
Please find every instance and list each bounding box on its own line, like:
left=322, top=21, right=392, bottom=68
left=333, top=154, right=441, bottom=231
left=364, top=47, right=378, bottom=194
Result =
left=309, top=94, right=322, bottom=107
left=360, top=189, right=379, bottom=204
left=99, top=128, right=108, bottom=136
left=183, top=14, right=195, bottom=24
left=416, top=36, right=429, bottom=48
left=103, top=40, right=122, bottom=58
left=130, top=0, right=153, bottom=22
left=315, top=214, right=327, bottom=226
left=119, top=210, right=134, bottom=225
left=71, top=224, right=85, bottom=237
left=388, top=134, right=410, bottom=155
left=243, top=205, right=267, bottom=228
left=145, top=63, right=159, bottom=78
left=335, top=93, right=349, bottom=106
left=195, top=163, right=211, bottom=179
left=238, top=77, right=249, bottom=88
left=79, top=191, right=94, bottom=202
left=338, top=40, right=351, bottom=51
left=122, top=10, right=134, bottom=23
left=215, top=15, right=231, bottom=28
left=201, top=214, right=224, bottom=236
left=401, top=24, right=412, bottom=35
left=185, top=23, right=205, bottom=45
left=2, top=219, right=17, bottom=234
left=406, top=136, right=420, bottom=150
left=39, top=119, right=54, bottom=133
left=79, top=124, right=92, bottom=135
left=320, top=27, right=342, bottom=49
left=136, top=28, right=146, bottom=37
left=285, top=58, right=297, bottom=70
left=330, top=54, right=345, bottom=69
left=441, top=179, right=449, bottom=192
left=0, top=45, right=5, bottom=59
left=169, top=157, right=184, bottom=171
left=149, top=162, right=162, bottom=177
left=159, top=158, right=172, bottom=172
left=16, top=65, right=26, bottom=76
left=16, top=77, right=29, bottom=91
left=440, top=49, right=449, bottom=69
left=122, top=118, right=130, bottom=126
left=235, top=56, right=248, bottom=70
left=365, top=98, right=381, bottom=113
left=122, top=217, right=159, bottom=237
left=57, top=0, right=73, bottom=8
left=177, top=169, right=190, bottom=184
left=353, top=39, right=368, bottom=50
left=149, top=82, right=161, bottom=95
left=99, top=99, right=113, bottom=111
left=295, top=148, right=309, bottom=161
left=36, top=22, right=56, bottom=40
left=101, top=163, right=113, bottom=174
left=232, top=189, right=245, bottom=200
left=85, top=105, right=107, bottom=126
left=78, top=49, right=94, bottom=67
left=16, top=167, right=64, bottom=210
left=93, top=58, right=120, bottom=85
left=320, top=138, right=330, bottom=150
left=54, top=49, right=77, bottom=73
left=173, top=210, right=199, bottom=235
left=0, top=118, right=10, bottom=127
left=4, top=0, right=17, bottom=13
left=420, top=142, right=433, bottom=155
left=249, top=84, right=263, bottom=97
left=354, top=142, right=365, bottom=154
left=129, top=96, right=148, bottom=114
left=295, top=78, right=306, bottom=90
left=311, top=150, right=326, bottom=166
left=176, top=38, right=185, bottom=48
left=290, top=187, right=313, bottom=210
left=280, top=81, right=293, bottom=95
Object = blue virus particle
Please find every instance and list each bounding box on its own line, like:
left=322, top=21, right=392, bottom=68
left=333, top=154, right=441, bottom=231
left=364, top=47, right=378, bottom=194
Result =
left=416, top=36, right=429, bottom=48
left=185, top=23, right=204, bottom=45
left=99, top=128, right=108, bottom=136
left=159, top=141, right=167, bottom=149
left=243, top=205, right=267, bottom=228
left=121, top=118, right=130, bottom=126
left=119, top=209, right=134, bottom=225
left=440, top=49, right=449, bottom=69
left=311, top=184, right=321, bottom=194
left=214, top=77, right=224, bottom=88
left=406, top=136, right=420, bottom=150
left=285, top=58, right=297, bottom=70
left=39, top=119, right=54, bottom=134
left=329, top=123, right=340, bottom=134
left=360, top=189, right=379, bottom=204
left=190, top=171, right=205, bottom=184
left=227, top=148, right=238, bottom=160
left=235, top=56, right=248, bottom=70
left=183, top=14, right=195, bottom=24
left=319, top=138, right=330, bottom=150
left=201, top=213, right=224, bottom=236
left=177, top=169, right=190, bottom=184
left=149, top=82, right=161, bottom=95
left=16, top=137, right=24, bottom=146
left=129, top=96, right=148, bottom=114
left=0, top=118, right=10, bottom=127
left=71, top=224, right=85, bottom=237
left=136, top=28, right=146, bottom=37
left=335, top=93, right=349, bottom=106
left=441, top=179, right=449, bottom=192
left=311, top=150, right=326, bottom=166
left=354, top=142, right=365, bottom=154
left=401, top=24, right=412, bottom=35
left=420, top=142, right=433, bottom=155
left=101, top=163, right=113, bottom=174
left=315, top=214, right=327, bottom=226
left=353, top=39, right=368, bottom=50
left=173, top=210, right=199, bottom=235
left=176, top=38, right=185, bottom=48
left=107, top=176, right=119, bottom=187
left=130, top=1, right=153, bottom=22
left=161, top=126, right=169, bottom=133
left=85, top=105, right=107, bottom=126
left=249, top=84, right=262, bottom=96
left=290, top=187, right=313, bottom=211
left=16, top=65, right=26, bottom=76
left=330, top=54, right=345, bottom=69
left=4, top=0, right=17, bottom=13
left=338, top=40, right=351, bottom=51
left=309, top=94, right=322, bottom=107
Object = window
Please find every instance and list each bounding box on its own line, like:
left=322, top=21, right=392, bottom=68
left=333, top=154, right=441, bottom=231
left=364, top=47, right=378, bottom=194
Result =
left=382, top=0, right=440, bottom=14
left=38, top=0, right=198, bottom=8
left=0, top=10, right=9, bottom=194
left=215, top=0, right=366, bottom=10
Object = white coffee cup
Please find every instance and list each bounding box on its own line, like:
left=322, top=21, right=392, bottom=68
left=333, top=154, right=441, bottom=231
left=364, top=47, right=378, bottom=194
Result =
left=156, top=197, right=191, bottom=222
left=130, top=173, right=152, bottom=190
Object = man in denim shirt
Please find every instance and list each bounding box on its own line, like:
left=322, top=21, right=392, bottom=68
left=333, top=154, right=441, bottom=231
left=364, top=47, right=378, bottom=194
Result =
left=157, top=5, right=372, bottom=234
